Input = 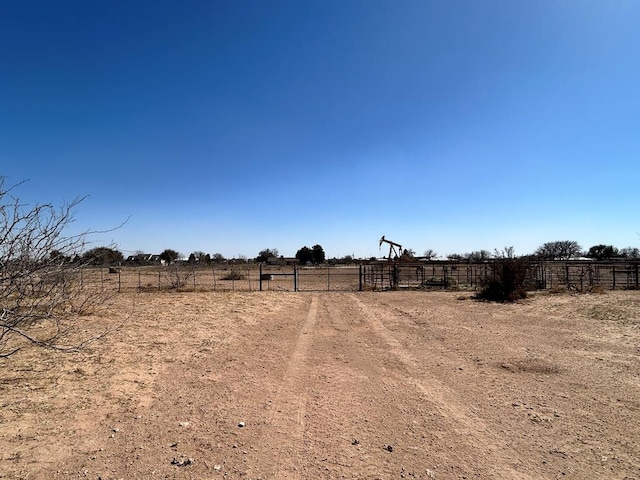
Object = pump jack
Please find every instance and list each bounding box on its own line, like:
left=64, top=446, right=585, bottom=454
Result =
left=379, top=235, right=403, bottom=261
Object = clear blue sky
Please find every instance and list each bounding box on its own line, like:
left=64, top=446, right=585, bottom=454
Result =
left=2, top=1, right=639, bottom=259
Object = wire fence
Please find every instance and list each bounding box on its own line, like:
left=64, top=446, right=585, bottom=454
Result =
left=72, top=260, right=640, bottom=293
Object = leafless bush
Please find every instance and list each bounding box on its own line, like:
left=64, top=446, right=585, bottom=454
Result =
left=222, top=269, right=245, bottom=280
left=160, top=264, right=195, bottom=289
left=476, top=258, right=530, bottom=302
left=0, top=178, right=120, bottom=358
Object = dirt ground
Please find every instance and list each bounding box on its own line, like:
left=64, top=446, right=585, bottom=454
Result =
left=1, top=290, right=639, bottom=479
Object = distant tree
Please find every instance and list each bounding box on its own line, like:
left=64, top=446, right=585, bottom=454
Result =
left=50, top=249, right=71, bottom=264
left=159, top=248, right=180, bottom=265
left=446, top=253, right=463, bottom=261
left=296, top=246, right=314, bottom=264
left=535, top=241, right=582, bottom=260
left=212, top=253, right=226, bottom=263
left=256, top=248, right=279, bottom=263
left=83, top=246, right=124, bottom=265
left=312, top=244, right=326, bottom=264
left=341, top=255, right=354, bottom=264
left=464, top=250, right=492, bottom=262
left=586, top=245, right=619, bottom=260
left=188, top=251, right=209, bottom=264
left=493, top=246, right=516, bottom=259
left=620, top=247, right=640, bottom=259
left=423, top=249, right=438, bottom=260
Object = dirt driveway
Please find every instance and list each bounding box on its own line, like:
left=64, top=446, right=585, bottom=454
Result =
left=1, top=291, right=639, bottom=479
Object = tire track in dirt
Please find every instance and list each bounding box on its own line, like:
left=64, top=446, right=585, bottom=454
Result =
left=266, top=295, right=318, bottom=479
left=349, top=293, right=533, bottom=479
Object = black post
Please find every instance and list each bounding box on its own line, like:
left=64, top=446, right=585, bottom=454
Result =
left=259, top=264, right=263, bottom=291
left=359, top=264, right=363, bottom=291
left=613, top=265, right=616, bottom=290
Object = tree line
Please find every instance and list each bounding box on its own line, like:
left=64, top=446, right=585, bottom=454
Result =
left=71, top=240, right=640, bottom=268
left=443, top=241, right=639, bottom=262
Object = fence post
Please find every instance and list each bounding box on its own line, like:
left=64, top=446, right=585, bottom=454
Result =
left=294, top=265, right=298, bottom=292
left=138, top=271, right=141, bottom=291
left=565, top=264, right=570, bottom=289
left=193, top=268, right=197, bottom=289
left=359, top=265, right=363, bottom=291
left=118, top=269, right=121, bottom=292
left=158, top=271, right=161, bottom=290
left=327, top=265, right=330, bottom=291
left=612, top=265, right=616, bottom=290
left=248, top=269, right=251, bottom=292
left=213, top=268, right=216, bottom=291
left=636, top=263, right=639, bottom=288
left=259, top=264, right=263, bottom=292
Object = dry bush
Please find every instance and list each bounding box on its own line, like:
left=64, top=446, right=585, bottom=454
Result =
left=222, top=269, right=246, bottom=281
left=0, top=178, right=120, bottom=357
left=476, top=259, right=530, bottom=302
left=160, top=264, right=195, bottom=290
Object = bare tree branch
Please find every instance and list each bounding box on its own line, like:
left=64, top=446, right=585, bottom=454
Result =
left=0, top=177, right=125, bottom=358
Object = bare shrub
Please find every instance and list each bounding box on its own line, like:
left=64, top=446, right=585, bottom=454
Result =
left=476, top=258, right=530, bottom=302
left=160, top=264, right=195, bottom=289
left=568, top=264, right=599, bottom=293
left=0, top=178, right=120, bottom=358
left=222, top=269, right=245, bottom=281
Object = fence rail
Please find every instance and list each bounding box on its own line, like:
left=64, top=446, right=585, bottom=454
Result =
left=69, top=260, right=640, bottom=293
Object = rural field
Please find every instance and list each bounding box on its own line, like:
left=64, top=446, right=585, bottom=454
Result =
left=1, top=290, right=639, bottom=479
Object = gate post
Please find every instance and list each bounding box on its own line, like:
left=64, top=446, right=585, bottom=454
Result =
left=359, top=264, right=363, bottom=291
left=294, top=265, right=298, bottom=292
left=613, top=265, right=616, bottom=290
left=259, top=264, right=263, bottom=292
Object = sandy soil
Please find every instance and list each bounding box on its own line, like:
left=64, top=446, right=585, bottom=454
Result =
left=1, top=290, right=639, bottom=479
